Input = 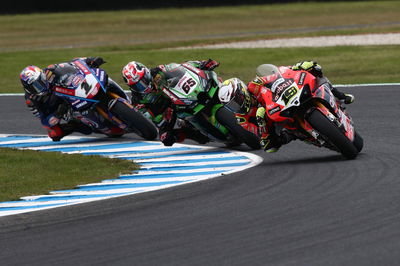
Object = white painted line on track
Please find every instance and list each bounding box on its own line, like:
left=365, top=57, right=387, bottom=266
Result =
left=0, top=134, right=262, bottom=217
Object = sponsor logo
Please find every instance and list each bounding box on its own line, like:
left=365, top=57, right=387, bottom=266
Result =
left=182, top=63, right=201, bottom=75
left=80, top=117, right=99, bottom=128
left=48, top=116, right=60, bottom=126
left=72, top=75, right=84, bottom=87
left=74, top=60, right=91, bottom=74
left=75, top=100, right=88, bottom=109
left=48, top=74, right=55, bottom=83
left=182, top=63, right=206, bottom=79
left=55, top=86, right=75, bottom=96
left=99, top=70, right=105, bottom=82
left=268, top=106, right=281, bottom=115
left=272, top=78, right=293, bottom=94
left=272, top=79, right=294, bottom=102
left=298, top=72, right=307, bottom=85
left=45, top=70, right=53, bottom=79
left=162, top=87, right=182, bottom=104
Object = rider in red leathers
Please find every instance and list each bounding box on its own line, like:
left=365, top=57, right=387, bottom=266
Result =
left=219, top=61, right=355, bottom=153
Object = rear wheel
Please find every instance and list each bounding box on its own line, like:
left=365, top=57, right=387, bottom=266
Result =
left=111, top=101, right=158, bottom=140
left=215, top=107, right=260, bottom=150
left=307, top=109, right=358, bottom=159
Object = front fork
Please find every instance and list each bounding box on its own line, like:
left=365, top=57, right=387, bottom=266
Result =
left=297, top=101, right=354, bottom=142
left=209, top=104, right=229, bottom=135
left=190, top=104, right=230, bottom=141
left=96, top=91, right=134, bottom=130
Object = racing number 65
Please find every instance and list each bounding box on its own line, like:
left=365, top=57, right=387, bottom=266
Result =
left=182, top=78, right=196, bottom=94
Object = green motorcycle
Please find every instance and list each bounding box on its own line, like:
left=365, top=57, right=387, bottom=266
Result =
left=158, top=63, right=260, bottom=150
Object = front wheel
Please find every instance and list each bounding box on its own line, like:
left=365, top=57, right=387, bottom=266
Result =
left=353, top=130, right=364, bottom=153
left=307, top=109, right=358, bottom=159
left=111, top=101, right=158, bottom=140
left=215, top=107, right=260, bottom=150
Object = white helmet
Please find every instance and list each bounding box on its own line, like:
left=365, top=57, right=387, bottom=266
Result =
left=218, top=78, right=251, bottom=114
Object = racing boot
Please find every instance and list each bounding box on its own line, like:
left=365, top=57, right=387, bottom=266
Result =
left=331, top=87, right=355, bottom=104
left=51, top=120, right=93, bottom=141
left=106, top=127, right=125, bottom=138
left=260, top=130, right=295, bottom=153
left=260, top=134, right=282, bottom=153
left=62, top=120, right=93, bottom=135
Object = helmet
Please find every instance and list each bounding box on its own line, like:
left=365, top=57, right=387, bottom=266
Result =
left=122, top=61, right=152, bottom=94
left=20, top=66, right=49, bottom=95
left=256, top=64, right=280, bottom=77
left=218, top=78, right=251, bottom=114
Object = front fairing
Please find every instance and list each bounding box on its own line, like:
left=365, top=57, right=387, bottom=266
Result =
left=161, top=64, right=220, bottom=114
left=52, top=60, right=107, bottom=111
left=262, top=70, right=316, bottom=122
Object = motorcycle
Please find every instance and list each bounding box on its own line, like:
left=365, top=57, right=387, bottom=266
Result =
left=51, top=59, right=158, bottom=140
left=257, top=64, right=363, bottom=159
left=157, top=63, right=260, bottom=149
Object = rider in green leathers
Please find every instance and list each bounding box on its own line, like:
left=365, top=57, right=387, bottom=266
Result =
left=122, top=59, right=219, bottom=146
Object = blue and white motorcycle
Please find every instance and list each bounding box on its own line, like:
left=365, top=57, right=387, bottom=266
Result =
left=51, top=59, right=158, bottom=140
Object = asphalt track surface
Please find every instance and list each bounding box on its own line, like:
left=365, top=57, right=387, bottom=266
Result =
left=1, top=85, right=400, bottom=266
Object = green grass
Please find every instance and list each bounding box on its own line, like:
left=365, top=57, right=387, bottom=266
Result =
left=2, top=45, right=399, bottom=93
left=0, top=148, right=138, bottom=202
left=1, top=1, right=399, bottom=52
left=1, top=1, right=400, bottom=93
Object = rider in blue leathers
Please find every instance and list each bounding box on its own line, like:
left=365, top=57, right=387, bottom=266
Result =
left=19, top=57, right=106, bottom=141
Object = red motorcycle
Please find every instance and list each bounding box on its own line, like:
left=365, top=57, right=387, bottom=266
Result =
left=257, top=64, right=363, bottom=159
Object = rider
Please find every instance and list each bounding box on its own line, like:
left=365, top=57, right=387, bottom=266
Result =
left=122, top=59, right=220, bottom=146
left=218, top=61, right=355, bottom=153
left=20, top=57, right=106, bottom=141
left=291, top=61, right=354, bottom=104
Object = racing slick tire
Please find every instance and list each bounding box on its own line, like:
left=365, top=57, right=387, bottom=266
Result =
left=307, top=109, right=359, bottom=159
left=111, top=100, right=158, bottom=140
left=353, top=131, right=364, bottom=153
left=215, top=107, right=261, bottom=150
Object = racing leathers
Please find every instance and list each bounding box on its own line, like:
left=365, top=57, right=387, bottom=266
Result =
left=131, top=59, right=219, bottom=146
left=242, top=61, right=354, bottom=152
left=22, top=57, right=106, bottom=141
left=292, top=61, right=355, bottom=104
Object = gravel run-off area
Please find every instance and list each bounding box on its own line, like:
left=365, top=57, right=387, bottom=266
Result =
left=176, top=33, right=400, bottom=49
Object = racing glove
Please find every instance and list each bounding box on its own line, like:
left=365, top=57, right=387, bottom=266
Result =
left=256, top=107, right=267, bottom=127
left=54, top=103, right=69, bottom=119
left=25, top=99, right=40, bottom=118
left=159, top=130, right=178, bottom=146
left=344, top=94, right=355, bottom=104
left=292, top=61, right=323, bottom=78
left=86, top=57, right=106, bottom=68
left=200, top=59, right=220, bottom=71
